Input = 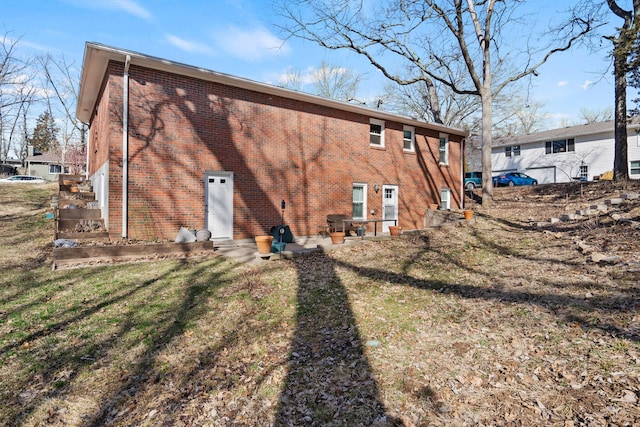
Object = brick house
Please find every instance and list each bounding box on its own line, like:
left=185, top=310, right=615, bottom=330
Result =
left=76, top=43, right=467, bottom=241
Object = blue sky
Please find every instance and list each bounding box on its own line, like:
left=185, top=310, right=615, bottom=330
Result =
left=2, top=0, right=633, bottom=130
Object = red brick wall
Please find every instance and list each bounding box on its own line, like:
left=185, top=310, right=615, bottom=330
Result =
left=92, top=62, right=463, bottom=240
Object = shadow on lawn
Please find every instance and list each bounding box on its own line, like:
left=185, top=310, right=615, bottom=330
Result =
left=0, top=257, right=239, bottom=426
left=274, top=254, right=404, bottom=426
left=335, top=234, right=640, bottom=343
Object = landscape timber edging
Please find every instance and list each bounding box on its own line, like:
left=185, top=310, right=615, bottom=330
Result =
left=52, top=241, right=214, bottom=269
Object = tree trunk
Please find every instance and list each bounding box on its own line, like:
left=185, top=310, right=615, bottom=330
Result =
left=481, top=88, right=494, bottom=208
left=613, top=41, right=629, bottom=181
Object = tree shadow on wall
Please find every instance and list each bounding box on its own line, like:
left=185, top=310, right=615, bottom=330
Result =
left=274, top=254, right=404, bottom=426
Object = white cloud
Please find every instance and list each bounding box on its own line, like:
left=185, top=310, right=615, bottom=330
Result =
left=213, top=26, right=289, bottom=61
left=581, top=80, right=593, bottom=90
left=111, top=0, right=152, bottom=20
left=166, top=35, right=215, bottom=55
left=64, top=0, right=152, bottom=20
left=557, top=80, right=568, bottom=87
left=2, top=36, right=51, bottom=52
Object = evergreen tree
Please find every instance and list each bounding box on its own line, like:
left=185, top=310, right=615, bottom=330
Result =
left=30, top=111, right=59, bottom=154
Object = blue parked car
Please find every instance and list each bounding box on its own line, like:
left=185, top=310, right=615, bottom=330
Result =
left=492, top=172, right=538, bottom=187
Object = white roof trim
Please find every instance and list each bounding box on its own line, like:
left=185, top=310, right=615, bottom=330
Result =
left=493, top=118, right=640, bottom=147
left=76, top=42, right=467, bottom=137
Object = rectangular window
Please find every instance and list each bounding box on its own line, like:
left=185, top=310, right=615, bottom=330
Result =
left=439, top=133, right=449, bottom=164
left=370, top=119, right=384, bottom=147
left=505, top=147, right=512, bottom=157
left=352, top=184, right=366, bottom=219
left=512, top=145, right=521, bottom=156
left=631, top=161, right=640, bottom=175
left=546, top=139, right=574, bottom=154
left=403, top=126, right=415, bottom=151
left=553, top=140, right=566, bottom=153
left=440, top=188, right=450, bottom=210
left=49, top=164, right=63, bottom=174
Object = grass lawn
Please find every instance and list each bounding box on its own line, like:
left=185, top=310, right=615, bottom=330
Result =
left=0, top=183, right=638, bottom=426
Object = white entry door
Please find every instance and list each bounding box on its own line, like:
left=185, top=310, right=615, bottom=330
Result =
left=205, top=172, right=233, bottom=240
left=382, top=185, right=398, bottom=233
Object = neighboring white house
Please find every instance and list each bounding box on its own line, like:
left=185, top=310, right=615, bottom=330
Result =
left=491, top=118, right=640, bottom=183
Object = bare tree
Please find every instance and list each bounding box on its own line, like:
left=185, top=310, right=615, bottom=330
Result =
left=37, top=53, right=88, bottom=174
left=605, top=0, right=639, bottom=181
left=313, top=60, right=363, bottom=101
left=1, top=82, right=36, bottom=164
left=381, top=75, right=481, bottom=132
left=279, top=60, right=363, bottom=102
left=278, top=0, right=603, bottom=207
left=1, top=33, right=37, bottom=165
left=578, top=106, right=614, bottom=124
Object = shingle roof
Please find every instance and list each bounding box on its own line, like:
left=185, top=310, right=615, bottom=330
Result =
left=493, top=117, right=640, bottom=147
left=77, top=42, right=468, bottom=137
left=25, top=153, right=61, bottom=164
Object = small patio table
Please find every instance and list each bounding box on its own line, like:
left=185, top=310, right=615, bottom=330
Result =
left=341, top=218, right=397, bottom=237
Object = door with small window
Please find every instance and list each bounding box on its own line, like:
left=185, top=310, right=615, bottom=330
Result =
left=205, top=172, right=233, bottom=240
left=382, top=185, right=398, bottom=233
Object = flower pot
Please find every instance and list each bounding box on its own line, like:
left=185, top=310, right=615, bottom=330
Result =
left=196, top=229, right=212, bottom=242
left=463, top=210, right=474, bottom=221
left=255, top=235, right=274, bottom=254
left=389, top=226, right=402, bottom=236
left=329, top=231, right=345, bottom=244
left=430, top=203, right=439, bottom=211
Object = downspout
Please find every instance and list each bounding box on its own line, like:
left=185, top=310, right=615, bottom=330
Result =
left=122, top=55, right=131, bottom=239
left=84, top=122, right=90, bottom=181
left=461, top=137, right=466, bottom=210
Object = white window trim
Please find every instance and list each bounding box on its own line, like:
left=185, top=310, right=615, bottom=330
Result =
left=441, top=187, right=451, bottom=210
left=49, top=164, right=64, bottom=174
left=370, top=118, right=385, bottom=147
left=352, top=183, right=368, bottom=220
left=439, top=133, right=449, bottom=165
left=403, top=125, right=415, bottom=152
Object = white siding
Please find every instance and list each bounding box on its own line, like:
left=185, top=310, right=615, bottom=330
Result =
left=631, top=131, right=640, bottom=180
left=526, top=166, right=556, bottom=184
left=492, top=130, right=640, bottom=183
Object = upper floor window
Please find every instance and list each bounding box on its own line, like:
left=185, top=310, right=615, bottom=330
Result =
left=370, top=119, right=385, bottom=147
left=439, top=133, right=449, bottom=164
left=546, top=138, right=575, bottom=154
left=505, top=145, right=521, bottom=157
left=403, top=126, right=415, bottom=152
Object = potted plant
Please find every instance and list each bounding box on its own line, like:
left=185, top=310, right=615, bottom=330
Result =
left=255, top=235, right=274, bottom=254
left=463, top=209, right=474, bottom=220
left=329, top=231, right=346, bottom=244
left=389, top=225, right=402, bottom=236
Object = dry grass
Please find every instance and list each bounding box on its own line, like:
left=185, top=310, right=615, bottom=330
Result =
left=0, top=182, right=638, bottom=426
